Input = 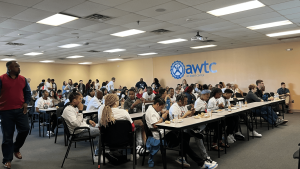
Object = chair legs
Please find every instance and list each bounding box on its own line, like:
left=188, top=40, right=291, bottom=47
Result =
left=142, top=144, right=146, bottom=166
left=55, top=118, right=59, bottom=143
left=61, top=141, right=72, bottom=168
left=89, top=139, right=94, bottom=165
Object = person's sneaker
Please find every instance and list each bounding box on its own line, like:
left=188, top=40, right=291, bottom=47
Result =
left=234, top=132, right=245, bottom=140
left=229, top=134, right=236, bottom=142
left=249, top=130, right=262, bottom=137
left=201, top=161, right=218, bottom=169
left=47, top=131, right=54, bottom=136
left=3, top=162, right=11, bottom=169
left=206, top=157, right=217, bottom=164
left=175, top=157, right=190, bottom=168
left=280, top=119, right=288, bottom=125
left=227, top=136, right=234, bottom=144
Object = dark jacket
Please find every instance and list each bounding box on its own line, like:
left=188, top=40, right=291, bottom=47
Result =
left=255, top=87, right=263, bottom=98
left=78, top=83, right=85, bottom=95
left=124, top=98, right=142, bottom=114
left=246, top=91, right=261, bottom=103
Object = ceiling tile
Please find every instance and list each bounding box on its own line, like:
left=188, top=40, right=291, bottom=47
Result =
left=105, top=13, right=148, bottom=25
left=12, top=8, right=55, bottom=22
left=115, top=0, right=171, bottom=12
left=154, top=7, right=202, bottom=21
left=24, top=33, right=51, bottom=40
left=98, top=8, right=130, bottom=18
left=60, top=19, right=98, bottom=29
left=0, top=28, right=15, bottom=36
left=0, top=0, right=43, bottom=7
left=285, top=12, right=300, bottom=20
left=0, top=36, right=18, bottom=42
left=239, top=16, right=288, bottom=27
left=80, top=23, right=115, bottom=32
left=65, top=1, right=110, bottom=17
left=20, top=23, right=53, bottom=32
left=40, top=27, right=74, bottom=35
left=277, top=6, right=300, bottom=15
left=33, top=0, right=86, bottom=13
left=231, top=12, right=282, bottom=24
left=270, top=0, right=300, bottom=10
left=136, top=1, right=189, bottom=17
left=219, top=6, right=274, bottom=20
left=175, top=0, right=212, bottom=6
left=183, top=17, right=226, bottom=28
left=4, top=30, right=36, bottom=37
left=97, top=26, right=127, bottom=34
left=259, top=0, right=294, bottom=5
left=0, top=19, right=32, bottom=29
left=194, top=0, right=251, bottom=12
left=43, top=35, right=70, bottom=42
left=0, top=2, right=27, bottom=18
left=168, top=12, right=214, bottom=25
left=89, top=0, right=131, bottom=7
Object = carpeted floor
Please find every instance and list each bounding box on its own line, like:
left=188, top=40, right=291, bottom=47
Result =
left=0, top=113, right=299, bottom=169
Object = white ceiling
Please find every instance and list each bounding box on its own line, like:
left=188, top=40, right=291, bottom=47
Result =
left=0, top=0, right=299, bottom=64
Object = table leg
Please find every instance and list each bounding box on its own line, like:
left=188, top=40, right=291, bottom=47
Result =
left=246, top=111, right=249, bottom=141
left=49, top=112, right=52, bottom=139
left=43, top=113, right=45, bottom=137
left=181, top=130, right=184, bottom=169
left=223, top=118, right=227, bottom=155
left=217, top=121, right=220, bottom=158
left=98, top=132, right=102, bottom=169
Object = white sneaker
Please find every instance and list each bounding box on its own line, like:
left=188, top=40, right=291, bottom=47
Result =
left=229, top=134, right=236, bottom=142
left=227, top=136, right=234, bottom=144
left=235, top=132, right=244, bottom=138
left=249, top=131, right=262, bottom=137
left=201, top=161, right=218, bottom=169
left=94, top=155, right=109, bottom=163
left=46, top=131, right=54, bottom=136
left=206, top=157, right=217, bottom=165
left=130, top=154, right=140, bottom=161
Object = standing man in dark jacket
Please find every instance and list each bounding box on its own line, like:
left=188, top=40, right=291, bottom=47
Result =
left=86, top=79, right=91, bottom=95
left=78, top=80, right=86, bottom=96
left=0, top=61, right=31, bottom=168
left=51, top=79, right=57, bottom=92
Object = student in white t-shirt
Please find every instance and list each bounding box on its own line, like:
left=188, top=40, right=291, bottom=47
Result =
left=106, top=77, right=115, bottom=92
left=142, top=87, right=155, bottom=103
left=85, top=89, right=95, bottom=106
left=35, top=90, right=57, bottom=136
left=45, top=78, right=52, bottom=92
left=95, top=79, right=100, bottom=90
left=99, top=94, right=133, bottom=128
left=86, top=90, right=103, bottom=111
left=168, top=88, right=176, bottom=104
left=145, top=95, right=216, bottom=168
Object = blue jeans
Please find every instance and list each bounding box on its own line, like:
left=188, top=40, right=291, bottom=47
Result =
left=0, top=108, right=30, bottom=164
left=253, top=106, right=278, bottom=125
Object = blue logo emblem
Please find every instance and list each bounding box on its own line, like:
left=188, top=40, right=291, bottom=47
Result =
left=170, top=61, right=185, bottom=79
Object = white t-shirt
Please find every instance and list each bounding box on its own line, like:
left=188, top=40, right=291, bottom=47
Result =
left=86, top=96, right=101, bottom=111
left=218, top=97, right=229, bottom=107
left=194, top=98, right=207, bottom=112
left=106, top=81, right=114, bottom=92
left=95, top=83, right=100, bottom=90
left=145, top=105, right=170, bottom=140
left=52, top=83, right=56, bottom=90
left=35, top=97, right=53, bottom=110
left=169, top=102, right=188, bottom=120
left=45, top=82, right=51, bottom=92
left=142, top=92, right=156, bottom=101
left=170, top=95, right=176, bottom=103
left=207, top=97, right=221, bottom=110
left=98, top=106, right=133, bottom=125
left=85, top=95, right=92, bottom=106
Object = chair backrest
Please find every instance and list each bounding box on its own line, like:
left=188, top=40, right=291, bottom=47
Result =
left=235, top=93, right=243, bottom=98
left=100, top=120, right=133, bottom=146
left=56, top=107, right=64, bottom=117
left=270, top=92, right=274, bottom=97
left=142, top=114, right=153, bottom=138
left=57, top=102, right=65, bottom=108
left=61, top=117, right=71, bottom=138
left=243, top=92, right=247, bottom=96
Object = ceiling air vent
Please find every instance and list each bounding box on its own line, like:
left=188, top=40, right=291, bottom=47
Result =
left=151, top=29, right=171, bottom=34
left=122, top=57, right=134, bottom=60
left=58, top=58, right=66, bottom=60
left=6, top=42, right=24, bottom=46
left=85, top=14, right=113, bottom=22
left=87, top=50, right=101, bottom=53
left=4, top=54, right=15, bottom=57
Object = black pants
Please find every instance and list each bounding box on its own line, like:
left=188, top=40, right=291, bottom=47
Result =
left=225, top=115, right=239, bottom=135
left=41, top=113, right=58, bottom=132
left=164, top=131, right=205, bottom=167
left=0, top=109, right=30, bottom=164
left=207, top=121, right=222, bottom=143
left=238, top=113, right=253, bottom=131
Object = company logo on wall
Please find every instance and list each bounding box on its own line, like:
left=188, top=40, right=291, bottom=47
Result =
left=170, top=60, right=217, bottom=79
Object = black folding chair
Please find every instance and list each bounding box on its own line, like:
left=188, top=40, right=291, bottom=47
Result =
left=293, top=143, right=300, bottom=169
left=61, top=118, right=96, bottom=168
left=54, top=107, right=64, bottom=144
left=99, top=120, right=136, bottom=169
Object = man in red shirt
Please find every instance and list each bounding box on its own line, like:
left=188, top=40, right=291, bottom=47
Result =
left=0, top=61, right=31, bottom=168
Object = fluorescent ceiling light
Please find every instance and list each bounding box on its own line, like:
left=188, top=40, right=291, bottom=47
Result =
left=24, top=52, right=43, bottom=56
left=190, top=45, right=217, bottom=49
left=107, top=58, right=124, bottom=61
left=37, top=13, right=78, bottom=26
left=138, top=53, right=158, bottom=56
left=58, top=44, right=82, bottom=48
left=207, top=0, right=265, bottom=16
left=1, top=58, right=16, bottom=61
left=40, top=60, right=54, bottom=63
left=247, top=20, right=293, bottom=30
left=103, top=49, right=126, bottom=53
left=267, top=29, right=300, bottom=37
left=158, top=38, right=187, bottom=44
left=111, top=29, right=145, bottom=37
left=67, top=55, right=84, bottom=58
left=79, top=62, right=92, bottom=64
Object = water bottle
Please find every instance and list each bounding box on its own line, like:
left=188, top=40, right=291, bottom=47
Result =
left=142, top=102, right=145, bottom=114
left=166, top=98, right=171, bottom=110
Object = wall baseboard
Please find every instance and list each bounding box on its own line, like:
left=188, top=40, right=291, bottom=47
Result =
left=291, top=109, right=300, bottom=113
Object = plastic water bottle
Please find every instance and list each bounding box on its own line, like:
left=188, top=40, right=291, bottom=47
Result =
left=166, top=98, right=171, bottom=110
left=142, top=102, right=145, bottom=114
